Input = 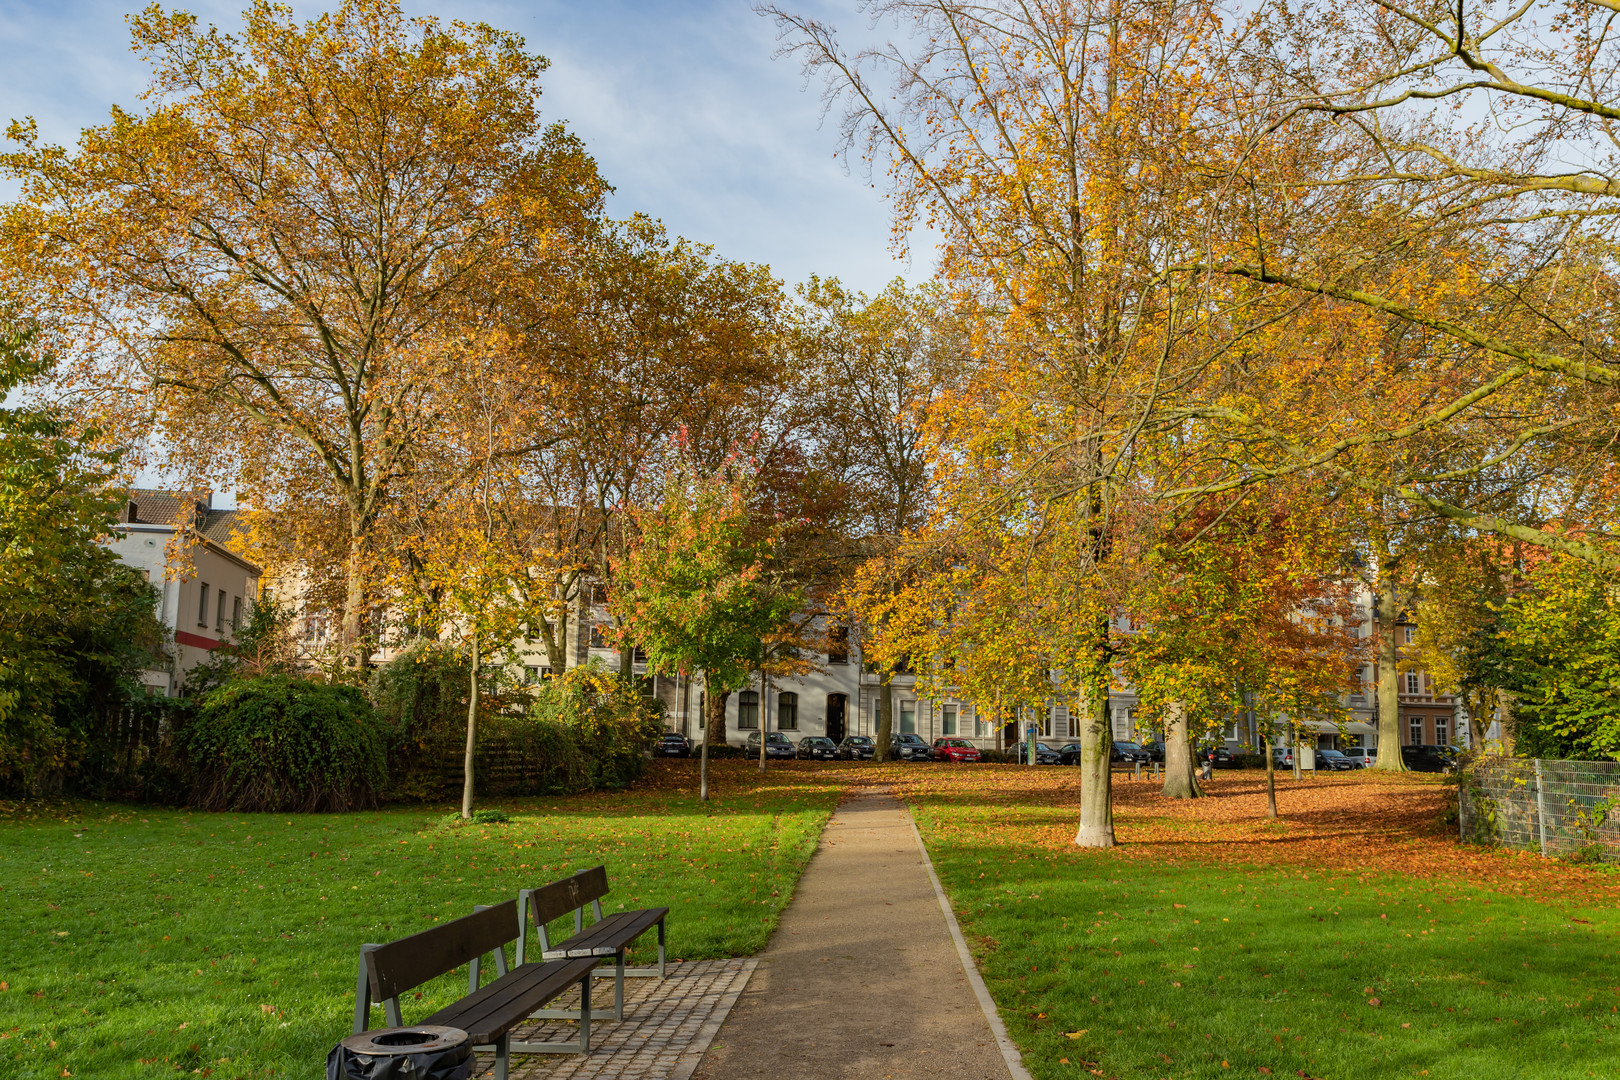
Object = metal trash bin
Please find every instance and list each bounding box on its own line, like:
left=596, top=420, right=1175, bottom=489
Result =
left=327, top=1025, right=473, bottom=1080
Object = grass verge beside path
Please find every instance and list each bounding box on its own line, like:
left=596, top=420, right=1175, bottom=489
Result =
left=0, top=761, right=845, bottom=1080
left=894, top=766, right=1620, bottom=1080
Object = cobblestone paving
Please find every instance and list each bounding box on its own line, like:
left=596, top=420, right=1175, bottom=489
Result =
left=472, top=960, right=757, bottom=1080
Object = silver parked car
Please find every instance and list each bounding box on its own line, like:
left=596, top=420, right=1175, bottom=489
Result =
left=1340, top=747, right=1376, bottom=769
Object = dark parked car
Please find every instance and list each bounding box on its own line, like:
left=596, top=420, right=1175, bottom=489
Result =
left=892, top=732, right=933, bottom=761
left=1058, top=741, right=1084, bottom=765
left=1314, top=747, right=1355, bottom=771
left=797, top=736, right=839, bottom=761
left=838, top=735, right=876, bottom=761
left=1198, top=745, right=1236, bottom=769
left=1401, top=744, right=1458, bottom=773
left=1112, top=740, right=1152, bottom=764
left=1017, top=741, right=1063, bottom=765
left=655, top=732, right=691, bottom=758
left=746, top=730, right=798, bottom=759
left=932, top=737, right=982, bottom=762
left=1141, top=740, right=1166, bottom=763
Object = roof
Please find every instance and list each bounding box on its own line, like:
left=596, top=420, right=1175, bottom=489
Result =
left=119, top=489, right=257, bottom=574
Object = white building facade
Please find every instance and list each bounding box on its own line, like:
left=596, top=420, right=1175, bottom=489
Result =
left=107, top=490, right=260, bottom=696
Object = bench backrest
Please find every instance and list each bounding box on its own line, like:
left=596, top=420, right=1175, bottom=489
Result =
left=364, top=899, right=519, bottom=1002
left=526, top=865, right=609, bottom=928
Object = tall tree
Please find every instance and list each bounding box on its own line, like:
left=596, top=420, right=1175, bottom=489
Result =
left=0, top=0, right=606, bottom=667
left=766, top=0, right=1232, bottom=846
left=795, top=277, right=959, bottom=760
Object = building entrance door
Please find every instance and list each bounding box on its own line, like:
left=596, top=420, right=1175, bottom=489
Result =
left=826, top=694, right=847, bottom=743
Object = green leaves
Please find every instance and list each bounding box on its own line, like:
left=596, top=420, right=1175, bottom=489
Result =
left=0, top=323, right=165, bottom=793
left=610, top=456, right=801, bottom=697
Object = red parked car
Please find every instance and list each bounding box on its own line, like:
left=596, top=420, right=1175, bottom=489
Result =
left=931, top=737, right=982, bottom=762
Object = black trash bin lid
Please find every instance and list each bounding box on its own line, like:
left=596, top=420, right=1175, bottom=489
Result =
left=340, top=1026, right=468, bottom=1057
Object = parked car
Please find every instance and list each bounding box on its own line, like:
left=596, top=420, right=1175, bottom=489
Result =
left=1314, top=747, right=1355, bottom=771
left=1199, top=745, right=1236, bottom=769
left=1016, top=741, right=1064, bottom=765
left=1112, top=740, right=1152, bottom=764
left=796, top=736, right=840, bottom=761
left=837, top=735, right=876, bottom=761
left=1058, top=741, right=1084, bottom=765
left=1141, top=740, right=1167, bottom=763
left=655, top=732, right=692, bottom=758
left=1340, top=747, right=1376, bottom=769
left=932, top=737, right=982, bottom=762
left=892, top=732, right=934, bottom=761
left=1401, top=744, right=1458, bottom=773
left=1270, top=747, right=1294, bottom=769
left=746, top=730, right=798, bottom=759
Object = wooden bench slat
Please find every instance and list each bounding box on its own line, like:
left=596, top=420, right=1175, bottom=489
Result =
left=545, top=907, right=668, bottom=958
left=364, top=900, right=520, bottom=1002
left=424, top=957, right=596, bottom=1043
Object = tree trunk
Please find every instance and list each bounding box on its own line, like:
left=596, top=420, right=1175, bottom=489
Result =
left=1160, top=699, right=1201, bottom=799
left=1292, top=729, right=1302, bottom=781
left=1073, top=682, right=1116, bottom=848
left=1496, top=688, right=1517, bottom=751
left=700, top=688, right=729, bottom=802
left=342, top=527, right=370, bottom=670
left=875, top=668, right=895, bottom=762
left=461, top=636, right=479, bottom=819
left=1264, top=742, right=1279, bottom=820
left=758, top=669, right=770, bottom=774
left=1372, top=576, right=1409, bottom=771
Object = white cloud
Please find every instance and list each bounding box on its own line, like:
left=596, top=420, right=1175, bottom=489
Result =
left=0, top=0, right=938, bottom=292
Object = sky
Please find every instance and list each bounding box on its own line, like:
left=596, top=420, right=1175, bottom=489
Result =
left=0, top=0, right=937, bottom=294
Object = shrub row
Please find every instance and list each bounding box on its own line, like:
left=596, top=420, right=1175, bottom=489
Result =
left=84, top=640, right=665, bottom=813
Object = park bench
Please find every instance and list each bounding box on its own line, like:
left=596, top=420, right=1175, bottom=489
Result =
left=516, top=865, right=668, bottom=1022
left=352, top=899, right=599, bottom=1079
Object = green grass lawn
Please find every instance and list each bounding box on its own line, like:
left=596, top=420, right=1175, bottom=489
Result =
left=0, top=764, right=843, bottom=1079
left=911, top=782, right=1620, bottom=1080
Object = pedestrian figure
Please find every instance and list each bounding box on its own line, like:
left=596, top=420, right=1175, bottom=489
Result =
left=1200, top=747, right=1214, bottom=782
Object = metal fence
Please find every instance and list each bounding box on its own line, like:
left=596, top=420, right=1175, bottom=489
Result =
left=1459, top=756, right=1620, bottom=861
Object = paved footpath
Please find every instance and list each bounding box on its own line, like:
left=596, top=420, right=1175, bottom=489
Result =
left=692, top=789, right=1023, bottom=1080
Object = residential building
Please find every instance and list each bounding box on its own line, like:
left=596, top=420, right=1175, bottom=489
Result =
left=107, top=490, right=260, bottom=695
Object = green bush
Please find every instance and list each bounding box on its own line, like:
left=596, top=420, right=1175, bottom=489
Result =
left=516, top=663, right=664, bottom=792
left=182, top=676, right=386, bottom=811
left=978, top=749, right=1017, bottom=764
left=370, top=641, right=475, bottom=800
left=703, top=741, right=748, bottom=760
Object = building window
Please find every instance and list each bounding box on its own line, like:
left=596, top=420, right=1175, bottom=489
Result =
left=778, top=692, right=798, bottom=730
left=1434, top=716, right=1449, bottom=747
left=231, top=596, right=242, bottom=632
left=589, top=623, right=606, bottom=649
left=633, top=646, right=647, bottom=665
left=697, top=693, right=705, bottom=729
left=216, top=592, right=227, bottom=633
left=974, top=709, right=987, bottom=737
left=942, top=704, right=958, bottom=736
left=1406, top=672, right=1420, bottom=695
left=1409, top=716, right=1423, bottom=745
left=900, top=702, right=917, bottom=734
left=827, top=624, right=849, bottom=664
left=198, top=584, right=210, bottom=627
left=737, top=690, right=760, bottom=729
left=1404, top=626, right=1416, bottom=644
